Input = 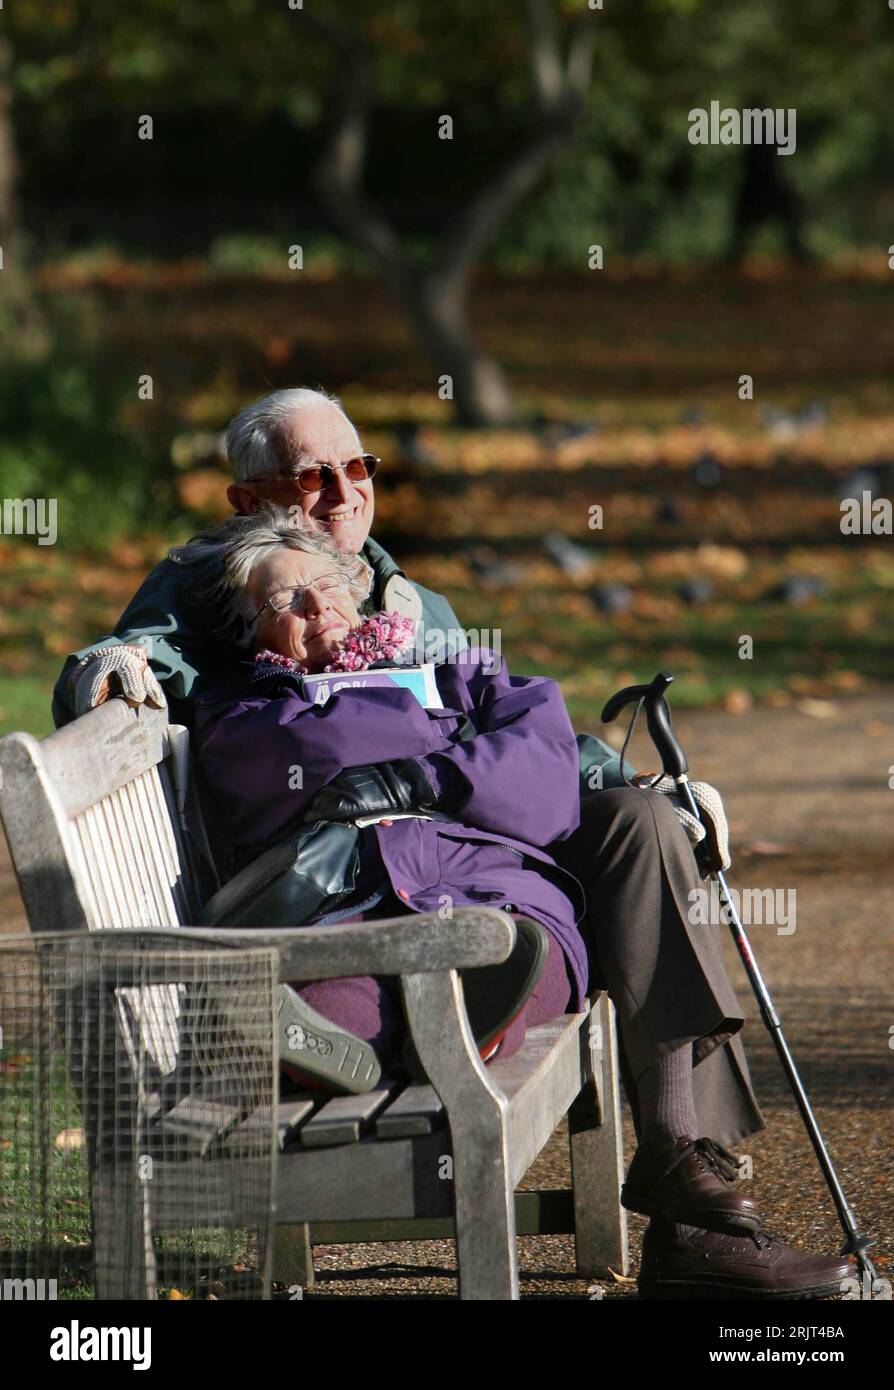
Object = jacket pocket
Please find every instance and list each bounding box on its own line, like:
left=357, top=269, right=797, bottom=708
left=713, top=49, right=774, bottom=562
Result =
left=435, top=832, right=526, bottom=904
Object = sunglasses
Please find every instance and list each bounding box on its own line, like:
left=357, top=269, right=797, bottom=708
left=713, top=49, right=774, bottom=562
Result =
left=249, top=454, right=379, bottom=495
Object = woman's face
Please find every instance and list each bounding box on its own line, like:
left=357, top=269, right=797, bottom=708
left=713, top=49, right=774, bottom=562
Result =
left=248, top=547, right=361, bottom=671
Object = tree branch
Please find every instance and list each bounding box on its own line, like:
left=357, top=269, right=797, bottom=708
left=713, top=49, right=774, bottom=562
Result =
left=307, top=24, right=418, bottom=304
left=428, top=4, right=596, bottom=292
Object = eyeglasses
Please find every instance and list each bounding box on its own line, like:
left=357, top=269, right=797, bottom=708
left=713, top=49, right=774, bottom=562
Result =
left=252, top=573, right=351, bottom=624
left=249, top=454, right=379, bottom=495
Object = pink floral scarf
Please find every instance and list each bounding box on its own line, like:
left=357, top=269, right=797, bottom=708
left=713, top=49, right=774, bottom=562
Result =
left=254, top=609, right=416, bottom=677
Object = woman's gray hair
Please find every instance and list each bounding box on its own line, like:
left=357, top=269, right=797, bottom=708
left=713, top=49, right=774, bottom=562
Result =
left=169, top=501, right=374, bottom=652
left=226, top=387, right=350, bottom=483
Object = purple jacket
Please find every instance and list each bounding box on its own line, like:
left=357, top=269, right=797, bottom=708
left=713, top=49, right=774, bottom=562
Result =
left=193, top=649, right=589, bottom=1010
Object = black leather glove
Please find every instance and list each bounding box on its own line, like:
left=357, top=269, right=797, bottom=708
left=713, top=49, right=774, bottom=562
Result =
left=305, top=758, right=440, bottom=824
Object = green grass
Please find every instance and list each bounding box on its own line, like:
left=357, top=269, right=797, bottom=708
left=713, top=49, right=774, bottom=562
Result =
left=0, top=1058, right=263, bottom=1300
left=0, top=666, right=59, bottom=738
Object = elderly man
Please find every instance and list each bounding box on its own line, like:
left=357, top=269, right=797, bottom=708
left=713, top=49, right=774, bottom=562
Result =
left=53, top=388, right=464, bottom=730
left=53, top=387, right=850, bottom=1299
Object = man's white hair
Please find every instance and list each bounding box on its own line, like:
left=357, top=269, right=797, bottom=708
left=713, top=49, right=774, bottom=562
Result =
left=226, top=387, right=354, bottom=483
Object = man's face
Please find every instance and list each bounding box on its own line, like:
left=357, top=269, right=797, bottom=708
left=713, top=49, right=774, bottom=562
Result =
left=228, top=403, right=375, bottom=554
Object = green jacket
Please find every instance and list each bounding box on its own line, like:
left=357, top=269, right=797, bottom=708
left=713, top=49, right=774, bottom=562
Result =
left=51, top=531, right=631, bottom=786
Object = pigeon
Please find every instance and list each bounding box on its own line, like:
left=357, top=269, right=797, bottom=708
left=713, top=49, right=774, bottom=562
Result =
left=531, top=416, right=600, bottom=449
left=798, top=400, right=827, bottom=429
left=769, top=574, right=829, bottom=606
left=551, top=418, right=600, bottom=446
left=837, top=467, right=883, bottom=501
left=469, top=548, right=526, bottom=588
left=393, top=421, right=436, bottom=471
left=692, top=451, right=723, bottom=488
left=656, top=495, right=684, bottom=525
left=760, top=406, right=801, bottom=441
left=678, top=577, right=714, bottom=605
left=543, top=532, right=596, bottom=577
left=590, top=583, right=632, bottom=614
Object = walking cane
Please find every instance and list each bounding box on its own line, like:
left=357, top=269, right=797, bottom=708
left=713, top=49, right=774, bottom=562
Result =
left=602, top=671, right=879, bottom=1287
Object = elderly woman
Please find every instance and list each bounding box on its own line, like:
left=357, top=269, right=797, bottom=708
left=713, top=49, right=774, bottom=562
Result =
left=175, top=504, right=853, bottom=1299
left=177, top=505, right=590, bottom=1092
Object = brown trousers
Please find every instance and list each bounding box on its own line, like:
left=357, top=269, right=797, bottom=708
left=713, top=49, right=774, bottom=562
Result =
left=552, top=787, right=766, bottom=1149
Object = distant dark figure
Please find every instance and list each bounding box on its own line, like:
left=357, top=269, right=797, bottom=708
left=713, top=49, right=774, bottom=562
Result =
left=727, top=142, right=810, bottom=265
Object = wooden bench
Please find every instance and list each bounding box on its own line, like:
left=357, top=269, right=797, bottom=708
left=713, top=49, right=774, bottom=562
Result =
left=0, top=699, right=629, bottom=1299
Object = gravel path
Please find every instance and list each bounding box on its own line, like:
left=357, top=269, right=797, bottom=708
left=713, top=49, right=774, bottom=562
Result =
left=3, top=693, right=891, bottom=1299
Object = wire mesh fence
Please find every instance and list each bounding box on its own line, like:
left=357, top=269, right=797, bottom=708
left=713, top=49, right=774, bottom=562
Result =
left=0, top=931, right=279, bottom=1301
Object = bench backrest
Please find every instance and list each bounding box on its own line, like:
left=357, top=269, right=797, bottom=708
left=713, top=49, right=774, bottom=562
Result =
left=0, top=701, right=219, bottom=1075
left=0, top=701, right=209, bottom=934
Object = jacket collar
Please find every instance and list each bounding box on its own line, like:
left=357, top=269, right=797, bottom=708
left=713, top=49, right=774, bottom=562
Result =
left=362, top=536, right=404, bottom=598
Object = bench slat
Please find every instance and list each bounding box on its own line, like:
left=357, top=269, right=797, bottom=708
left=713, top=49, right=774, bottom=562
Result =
left=375, top=1084, right=445, bottom=1138
left=499, top=1010, right=592, bottom=1188
left=154, top=1076, right=250, bottom=1157
left=298, top=1088, right=396, bottom=1148
left=226, top=1099, right=317, bottom=1156
left=122, top=778, right=174, bottom=924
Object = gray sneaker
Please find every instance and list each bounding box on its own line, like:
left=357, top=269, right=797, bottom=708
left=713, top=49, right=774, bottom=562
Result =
left=277, top=984, right=382, bottom=1094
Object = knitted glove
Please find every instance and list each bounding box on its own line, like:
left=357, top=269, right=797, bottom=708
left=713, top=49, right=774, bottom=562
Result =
left=634, top=773, right=731, bottom=876
left=305, top=759, right=440, bottom=825
left=69, top=643, right=166, bottom=718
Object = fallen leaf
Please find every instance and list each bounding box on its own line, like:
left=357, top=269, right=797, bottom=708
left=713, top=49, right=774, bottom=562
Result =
left=54, top=1128, right=85, bottom=1153
left=724, top=688, right=753, bottom=715
left=829, top=670, right=864, bottom=691
left=694, top=543, right=748, bottom=579
left=796, top=698, right=839, bottom=719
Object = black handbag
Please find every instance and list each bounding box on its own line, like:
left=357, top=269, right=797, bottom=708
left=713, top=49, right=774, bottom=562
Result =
left=197, top=819, right=362, bottom=929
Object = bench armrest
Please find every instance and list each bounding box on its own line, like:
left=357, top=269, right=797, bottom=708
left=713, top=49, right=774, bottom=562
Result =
left=94, top=907, right=517, bottom=981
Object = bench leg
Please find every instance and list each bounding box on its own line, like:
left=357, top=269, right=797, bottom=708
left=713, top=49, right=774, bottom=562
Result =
left=270, top=1223, right=315, bottom=1291
left=401, top=969, right=518, bottom=1300
left=568, top=993, right=629, bottom=1278
left=92, top=1171, right=158, bottom=1300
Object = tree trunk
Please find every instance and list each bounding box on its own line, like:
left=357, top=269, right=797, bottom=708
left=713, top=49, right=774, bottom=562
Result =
left=308, top=4, right=594, bottom=426
left=406, top=272, right=516, bottom=426
left=0, top=35, right=46, bottom=356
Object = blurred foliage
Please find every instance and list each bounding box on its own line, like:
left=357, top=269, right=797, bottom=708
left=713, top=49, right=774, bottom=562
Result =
left=5, top=0, right=894, bottom=262
left=1, top=1, right=892, bottom=728
left=0, top=331, right=170, bottom=549
left=0, top=264, right=892, bottom=734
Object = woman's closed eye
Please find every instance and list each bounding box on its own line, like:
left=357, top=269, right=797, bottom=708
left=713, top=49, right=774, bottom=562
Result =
left=253, top=573, right=351, bottom=622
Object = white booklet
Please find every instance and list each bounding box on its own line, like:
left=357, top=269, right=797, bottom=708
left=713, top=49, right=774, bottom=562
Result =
left=301, top=662, right=443, bottom=711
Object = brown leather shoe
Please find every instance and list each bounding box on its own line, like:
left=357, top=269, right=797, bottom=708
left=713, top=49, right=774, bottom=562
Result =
left=622, top=1136, right=762, bottom=1234
left=638, top=1218, right=854, bottom=1299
